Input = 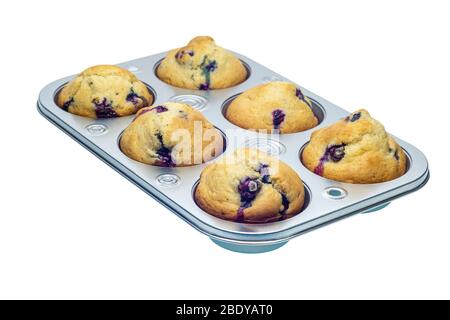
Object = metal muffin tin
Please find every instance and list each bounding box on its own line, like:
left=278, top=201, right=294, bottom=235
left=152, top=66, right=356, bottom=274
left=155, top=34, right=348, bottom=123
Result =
left=37, top=51, right=429, bottom=253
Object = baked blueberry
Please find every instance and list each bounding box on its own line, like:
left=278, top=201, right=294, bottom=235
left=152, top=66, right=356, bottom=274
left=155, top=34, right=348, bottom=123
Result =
left=126, top=91, right=139, bottom=104
left=346, top=112, right=361, bottom=122
left=199, top=83, right=210, bottom=90
left=313, top=161, right=325, bottom=176
left=198, top=57, right=218, bottom=91
left=151, top=105, right=169, bottom=113
left=175, top=50, right=195, bottom=59
left=257, top=163, right=271, bottom=184
left=295, top=88, right=311, bottom=107
left=156, top=147, right=175, bottom=167
left=313, top=144, right=346, bottom=176
left=203, top=60, right=217, bottom=73
left=280, top=193, right=290, bottom=214
left=62, top=97, right=74, bottom=111
left=236, top=202, right=251, bottom=222
left=94, top=98, right=117, bottom=118
left=272, top=109, right=286, bottom=129
left=295, top=88, right=305, bottom=100
left=134, top=105, right=168, bottom=121
left=328, top=144, right=346, bottom=162
left=238, top=177, right=261, bottom=202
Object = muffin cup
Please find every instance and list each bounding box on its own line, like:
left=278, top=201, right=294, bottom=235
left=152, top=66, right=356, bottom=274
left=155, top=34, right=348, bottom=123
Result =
left=221, top=90, right=325, bottom=133
left=118, top=125, right=227, bottom=167
left=54, top=80, right=157, bottom=119
left=192, top=175, right=312, bottom=224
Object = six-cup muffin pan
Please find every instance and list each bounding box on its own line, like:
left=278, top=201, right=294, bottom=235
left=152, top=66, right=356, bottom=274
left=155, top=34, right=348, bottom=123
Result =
left=37, top=50, right=429, bottom=253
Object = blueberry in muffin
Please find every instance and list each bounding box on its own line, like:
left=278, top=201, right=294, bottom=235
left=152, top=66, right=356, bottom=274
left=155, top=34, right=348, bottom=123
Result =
left=156, top=36, right=247, bottom=90
left=225, top=82, right=318, bottom=133
left=57, top=65, right=153, bottom=118
left=195, top=148, right=305, bottom=223
left=302, top=109, right=407, bottom=183
left=120, top=102, right=224, bottom=167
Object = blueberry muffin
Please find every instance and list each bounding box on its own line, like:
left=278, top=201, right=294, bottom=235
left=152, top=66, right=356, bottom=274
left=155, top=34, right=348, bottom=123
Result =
left=302, top=109, right=407, bottom=183
left=156, top=36, right=247, bottom=90
left=226, top=82, right=318, bottom=133
left=57, top=65, right=153, bottom=118
left=120, top=102, right=224, bottom=166
left=195, top=148, right=305, bottom=223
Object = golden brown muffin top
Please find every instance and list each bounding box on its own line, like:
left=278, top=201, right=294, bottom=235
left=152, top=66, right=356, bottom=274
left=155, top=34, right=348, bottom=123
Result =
left=57, top=65, right=152, bottom=118
left=156, top=36, right=247, bottom=90
left=226, top=81, right=318, bottom=133
left=120, top=102, right=224, bottom=166
left=302, top=109, right=407, bottom=183
left=195, top=148, right=305, bottom=223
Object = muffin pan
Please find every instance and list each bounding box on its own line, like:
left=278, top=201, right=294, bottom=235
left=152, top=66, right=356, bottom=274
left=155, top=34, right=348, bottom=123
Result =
left=37, top=51, right=429, bottom=253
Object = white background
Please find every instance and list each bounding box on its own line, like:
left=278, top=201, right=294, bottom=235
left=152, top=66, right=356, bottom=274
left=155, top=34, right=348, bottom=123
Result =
left=0, top=0, right=448, bottom=299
